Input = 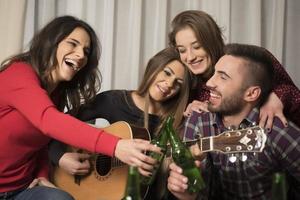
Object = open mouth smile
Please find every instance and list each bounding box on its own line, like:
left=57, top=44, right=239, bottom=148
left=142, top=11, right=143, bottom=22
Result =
left=65, top=58, right=81, bottom=71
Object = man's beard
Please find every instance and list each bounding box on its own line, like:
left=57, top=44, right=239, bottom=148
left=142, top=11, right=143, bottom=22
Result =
left=208, top=90, right=246, bottom=116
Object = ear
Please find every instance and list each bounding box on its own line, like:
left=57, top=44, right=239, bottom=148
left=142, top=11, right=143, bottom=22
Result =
left=244, top=86, right=261, bottom=103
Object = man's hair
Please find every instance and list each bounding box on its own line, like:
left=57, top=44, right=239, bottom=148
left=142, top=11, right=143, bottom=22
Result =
left=225, top=43, right=274, bottom=106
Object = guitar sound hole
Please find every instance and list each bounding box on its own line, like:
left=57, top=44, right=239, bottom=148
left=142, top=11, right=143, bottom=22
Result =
left=95, top=155, right=112, bottom=176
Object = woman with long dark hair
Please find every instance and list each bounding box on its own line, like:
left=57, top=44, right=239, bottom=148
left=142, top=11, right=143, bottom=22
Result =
left=0, top=15, right=159, bottom=200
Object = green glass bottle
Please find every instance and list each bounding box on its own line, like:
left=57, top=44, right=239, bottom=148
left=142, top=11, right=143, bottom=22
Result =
left=166, top=116, right=205, bottom=193
left=122, top=166, right=142, bottom=200
left=140, top=122, right=168, bottom=186
left=271, top=172, right=287, bottom=200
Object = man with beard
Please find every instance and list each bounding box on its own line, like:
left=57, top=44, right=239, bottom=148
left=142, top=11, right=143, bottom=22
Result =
left=167, top=43, right=300, bottom=200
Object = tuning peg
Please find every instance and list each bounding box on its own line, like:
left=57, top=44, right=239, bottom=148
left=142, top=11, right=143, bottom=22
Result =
left=227, top=125, right=237, bottom=130
left=239, top=123, right=247, bottom=129
left=247, top=145, right=253, bottom=151
left=228, top=154, right=237, bottom=163
left=240, top=153, right=247, bottom=162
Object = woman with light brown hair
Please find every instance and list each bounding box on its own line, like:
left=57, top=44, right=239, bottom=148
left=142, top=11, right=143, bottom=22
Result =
left=167, top=10, right=300, bottom=200
left=168, top=10, right=300, bottom=129
left=49, top=47, right=191, bottom=199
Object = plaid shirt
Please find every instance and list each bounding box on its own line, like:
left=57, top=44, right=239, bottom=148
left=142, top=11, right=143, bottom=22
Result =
left=183, top=108, right=300, bottom=200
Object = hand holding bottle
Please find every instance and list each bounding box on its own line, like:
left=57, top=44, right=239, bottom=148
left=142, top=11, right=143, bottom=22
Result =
left=114, top=139, right=161, bottom=176
left=167, top=162, right=199, bottom=200
left=140, top=122, right=168, bottom=185
left=167, top=116, right=205, bottom=193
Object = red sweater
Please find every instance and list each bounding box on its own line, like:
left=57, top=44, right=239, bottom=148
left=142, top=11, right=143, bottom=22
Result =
left=0, top=62, right=120, bottom=192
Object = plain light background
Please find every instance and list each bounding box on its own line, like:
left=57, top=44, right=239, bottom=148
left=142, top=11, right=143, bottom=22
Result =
left=1, top=0, right=299, bottom=90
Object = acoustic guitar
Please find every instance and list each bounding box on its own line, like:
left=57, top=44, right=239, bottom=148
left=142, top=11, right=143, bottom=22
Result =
left=53, top=121, right=150, bottom=200
left=53, top=123, right=266, bottom=200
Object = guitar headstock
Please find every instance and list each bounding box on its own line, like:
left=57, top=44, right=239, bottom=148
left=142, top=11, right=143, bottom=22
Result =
left=211, top=125, right=266, bottom=154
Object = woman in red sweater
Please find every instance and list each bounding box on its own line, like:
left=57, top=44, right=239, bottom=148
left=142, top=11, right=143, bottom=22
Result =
left=0, top=16, right=160, bottom=200
left=169, top=10, right=300, bottom=130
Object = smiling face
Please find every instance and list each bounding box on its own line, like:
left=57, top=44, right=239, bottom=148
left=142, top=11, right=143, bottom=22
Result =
left=52, top=27, right=91, bottom=84
left=206, top=55, right=248, bottom=115
left=175, top=27, right=211, bottom=75
left=148, top=60, right=185, bottom=102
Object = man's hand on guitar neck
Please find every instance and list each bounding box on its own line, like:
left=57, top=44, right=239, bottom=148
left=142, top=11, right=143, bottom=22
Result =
left=114, top=138, right=162, bottom=176
left=58, top=152, right=91, bottom=175
left=189, top=144, right=206, bottom=161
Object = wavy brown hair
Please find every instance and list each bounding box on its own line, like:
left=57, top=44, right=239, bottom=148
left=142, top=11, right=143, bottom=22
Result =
left=1, top=16, right=101, bottom=114
left=169, top=10, right=225, bottom=81
left=136, top=47, right=191, bottom=133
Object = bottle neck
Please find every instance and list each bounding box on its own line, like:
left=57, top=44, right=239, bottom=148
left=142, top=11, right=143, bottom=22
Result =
left=157, top=128, right=168, bottom=144
left=123, top=167, right=141, bottom=199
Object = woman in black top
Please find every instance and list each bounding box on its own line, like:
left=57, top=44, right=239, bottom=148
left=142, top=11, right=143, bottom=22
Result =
left=49, top=47, right=192, bottom=199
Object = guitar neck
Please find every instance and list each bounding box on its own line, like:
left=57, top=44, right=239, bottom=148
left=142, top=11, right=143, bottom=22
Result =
left=183, top=125, right=266, bottom=154
left=183, top=137, right=213, bottom=153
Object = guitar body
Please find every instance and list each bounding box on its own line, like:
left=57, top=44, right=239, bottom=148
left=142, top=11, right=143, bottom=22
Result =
left=53, top=121, right=150, bottom=200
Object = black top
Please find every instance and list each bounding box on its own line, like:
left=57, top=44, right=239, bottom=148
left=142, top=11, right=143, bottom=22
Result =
left=49, top=90, right=160, bottom=165
left=76, top=90, right=160, bottom=135
left=49, top=90, right=173, bottom=200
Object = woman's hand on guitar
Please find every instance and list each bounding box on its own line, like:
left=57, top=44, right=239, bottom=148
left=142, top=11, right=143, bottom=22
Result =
left=183, top=100, right=209, bottom=117
left=28, top=177, right=57, bottom=188
left=114, top=139, right=162, bottom=176
left=167, top=163, right=197, bottom=200
left=58, top=152, right=91, bottom=175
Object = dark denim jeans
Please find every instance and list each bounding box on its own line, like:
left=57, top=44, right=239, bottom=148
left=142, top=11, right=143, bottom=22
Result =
left=0, top=186, right=74, bottom=200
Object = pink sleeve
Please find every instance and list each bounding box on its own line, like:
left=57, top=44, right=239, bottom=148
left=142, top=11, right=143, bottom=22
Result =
left=1, top=62, right=120, bottom=156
